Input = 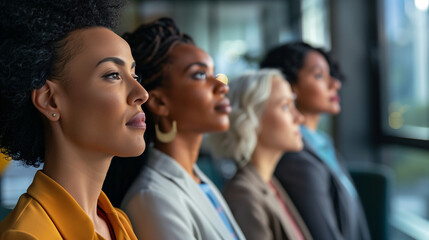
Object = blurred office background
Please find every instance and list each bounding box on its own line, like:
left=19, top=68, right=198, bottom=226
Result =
left=1, top=0, right=428, bottom=239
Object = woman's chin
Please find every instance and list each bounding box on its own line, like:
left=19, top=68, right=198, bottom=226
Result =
left=219, top=124, right=230, bottom=132
left=290, top=140, right=304, bottom=152
left=326, top=105, right=341, bottom=115
left=292, top=144, right=304, bottom=152
left=281, top=141, right=304, bottom=153
left=207, top=125, right=229, bottom=133
left=210, top=118, right=230, bottom=132
left=116, top=142, right=146, bottom=158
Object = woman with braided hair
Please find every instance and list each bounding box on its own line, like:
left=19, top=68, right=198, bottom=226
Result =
left=0, top=0, right=148, bottom=239
left=107, top=17, right=245, bottom=240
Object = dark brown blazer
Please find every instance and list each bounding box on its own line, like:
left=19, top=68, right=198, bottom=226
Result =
left=223, top=164, right=313, bottom=240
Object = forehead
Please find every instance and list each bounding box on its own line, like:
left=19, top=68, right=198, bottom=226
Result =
left=303, top=51, right=329, bottom=70
left=169, top=44, right=213, bottom=69
left=67, top=27, right=133, bottom=65
left=271, top=76, right=292, bottom=99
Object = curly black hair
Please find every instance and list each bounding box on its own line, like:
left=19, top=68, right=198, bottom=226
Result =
left=104, top=17, right=195, bottom=207
left=260, top=41, right=344, bottom=85
left=0, top=0, right=125, bottom=167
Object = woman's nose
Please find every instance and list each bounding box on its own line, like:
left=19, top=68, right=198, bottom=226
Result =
left=330, top=77, right=342, bottom=90
left=293, top=106, right=304, bottom=124
left=128, top=76, right=149, bottom=106
left=214, top=80, right=229, bottom=95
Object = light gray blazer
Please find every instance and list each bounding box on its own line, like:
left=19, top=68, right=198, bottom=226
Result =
left=121, top=148, right=246, bottom=240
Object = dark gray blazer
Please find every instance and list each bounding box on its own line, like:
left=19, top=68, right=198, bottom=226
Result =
left=121, top=148, right=246, bottom=240
left=223, top=164, right=313, bottom=240
left=274, top=140, right=370, bottom=240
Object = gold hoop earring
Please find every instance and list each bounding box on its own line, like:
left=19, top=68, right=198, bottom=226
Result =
left=155, top=120, right=177, bottom=143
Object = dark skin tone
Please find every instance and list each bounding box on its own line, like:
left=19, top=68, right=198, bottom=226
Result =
left=32, top=27, right=148, bottom=239
left=293, top=51, right=341, bottom=130
left=146, top=43, right=230, bottom=183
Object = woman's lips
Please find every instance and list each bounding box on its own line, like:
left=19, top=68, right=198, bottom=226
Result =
left=330, top=95, right=340, bottom=102
left=215, top=98, right=232, bottom=114
left=126, top=112, right=146, bottom=129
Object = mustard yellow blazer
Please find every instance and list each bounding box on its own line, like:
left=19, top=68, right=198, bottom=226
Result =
left=0, top=171, right=137, bottom=240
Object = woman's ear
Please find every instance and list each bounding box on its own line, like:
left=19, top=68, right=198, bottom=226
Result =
left=31, top=80, right=61, bottom=121
left=146, top=89, right=170, bottom=117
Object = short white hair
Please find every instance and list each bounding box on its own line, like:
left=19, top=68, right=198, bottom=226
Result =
left=209, top=69, right=285, bottom=167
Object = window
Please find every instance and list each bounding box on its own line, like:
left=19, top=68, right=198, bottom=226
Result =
left=380, top=0, right=429, bottom=140
left=301, top=0, right=331, bottom=50
left=383, top=145, right=429, bottom=238
left=379, top=0, right=429, bottom=237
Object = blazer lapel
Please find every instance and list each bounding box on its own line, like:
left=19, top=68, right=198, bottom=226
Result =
left=302, top=139, right=357, bottom=238
left=302, top=139, right=323, bottom=164
left=303, top=139, right=349, bottom=199
left=246, top=166, right=297, bottom=239
left=243, top=165, right=313, bottom=240
left=147, top=149, right=236, bottom=240
left=271, top=178, right=313, bottom=240
left=195, top=166, right=246, bottom=240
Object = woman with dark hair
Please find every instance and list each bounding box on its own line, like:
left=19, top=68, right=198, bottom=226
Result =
left=0, top=0, right=147, bottom=239
left=110, top=18, right=245, bottom=240
left=260, top=42, right=370, bottom=240
left=209, top=69, right=312, bottom=240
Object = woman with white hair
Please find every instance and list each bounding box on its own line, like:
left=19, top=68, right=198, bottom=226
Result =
left=209, top=69, right=312, bottom=240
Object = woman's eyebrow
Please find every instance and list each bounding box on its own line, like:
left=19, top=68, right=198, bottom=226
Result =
left=184, top=62, right=207, bottom=72
left=96, top=57, right=125, bottom=67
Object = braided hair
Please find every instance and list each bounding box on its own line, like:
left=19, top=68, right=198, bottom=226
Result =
left=124, top=17, right=194, bottom=92
left=0, top=0, right=125, bottom=167
left=260, top=42, right=344, bottom=84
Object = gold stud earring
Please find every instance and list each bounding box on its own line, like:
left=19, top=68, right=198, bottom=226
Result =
left=155, top=120, right=177, bottom=143
left=216, top=73, right=228, bottom=85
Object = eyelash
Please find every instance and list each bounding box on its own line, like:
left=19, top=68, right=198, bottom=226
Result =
left=133, top=74, right=142, bottom=83
left=283, top=105, right=290, bottom=111
left=103, top=72, right=142, bottom=83
left=193, top=71, right=207, bottom=80
left=103, top=72, right=121, bottom=80
left=283, top=102, right=296, bottom=111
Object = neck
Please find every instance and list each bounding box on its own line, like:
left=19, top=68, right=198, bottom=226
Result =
left=250, top=144, right=282, bottom=183
left=155, top=132, right=203, bottom=183
left=301, top=111, right=320, bottom=131
left=42, top=134, right=111, bottom=225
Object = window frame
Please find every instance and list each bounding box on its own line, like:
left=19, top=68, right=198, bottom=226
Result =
left=376, top=0, right=429, bottom=150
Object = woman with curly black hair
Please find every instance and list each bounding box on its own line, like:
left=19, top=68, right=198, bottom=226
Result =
left=261, top=42, right=370, bottom=240
left=105, top=17, right=245, bottom=240
left=0, top=0, right=147, bottom=239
